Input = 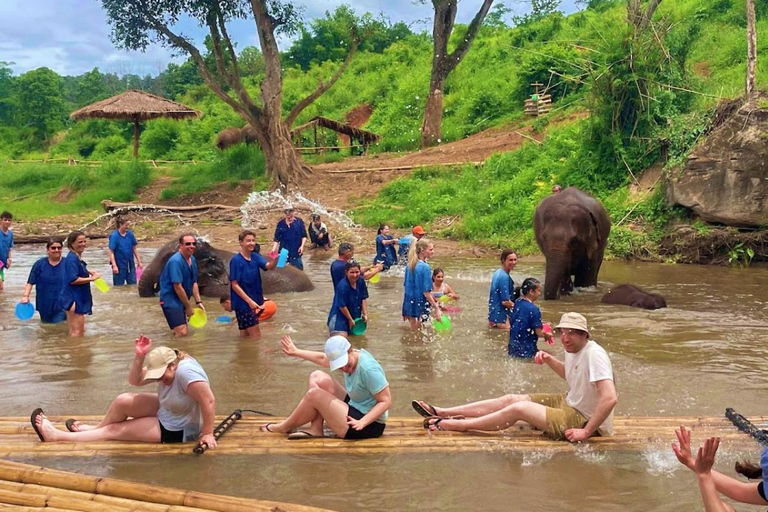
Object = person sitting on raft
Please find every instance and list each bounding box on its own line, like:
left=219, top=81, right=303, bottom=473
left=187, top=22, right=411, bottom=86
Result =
left=261, top=335, right=390, bottom=440
left=30, top=335, right=217, bottom=450
left=402, top=239, right=441, bottom=330
left=508, top=278, right=554, bottom=358
left=432, top=268, right=459, bottom=301
left=414, top=312, right=617, bottom=442
left=673, top=426, right=768, bottom=511
left=20, top=239, right=66, bottom=324
left=374, top=224, right=398, bottom=271
left=328, top=261, right=369, bottom=337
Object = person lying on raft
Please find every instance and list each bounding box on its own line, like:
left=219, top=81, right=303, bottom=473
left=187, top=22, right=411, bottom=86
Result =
left=30, top=335, right=217, bottom=449
left=261, top=335, right=391, bottom=440
left=414, top=312, right=617, bottom=442
left=673, top=426, right=768, bottom=511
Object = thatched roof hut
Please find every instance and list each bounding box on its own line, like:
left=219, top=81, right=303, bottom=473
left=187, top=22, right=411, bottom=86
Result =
left=70, top=90, right=201, bottom=157
left=291, top=116, right=380, bottom=152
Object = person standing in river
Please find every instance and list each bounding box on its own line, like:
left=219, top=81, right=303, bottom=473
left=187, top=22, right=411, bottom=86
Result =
left=488, top=249, right=517, bottom=329
left=108, top=217, right=142, bottom=286
left=402, top=238, right=441, bottom=330
left=59, top=231, right=100, bottom=337
left=328, top=261, right=369, bottom=337
left=271, top=205, right=308, bottom=270
left=158, top=233, right=203, bottom=337
left=375, top=224, right=399, bottom=271
left=0, top=211, right=14, bottom=291
left=229, top=230, right=277, bottom=339
left=331, top=242, right=383, bottom=289
left=20, top=239, right=66, bottom=324
left=508, top=278, right=554, bottom=358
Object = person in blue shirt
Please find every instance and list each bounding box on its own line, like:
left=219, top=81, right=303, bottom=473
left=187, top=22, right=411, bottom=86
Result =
left=159, top=233, right=203, bottom=337
left=270, top=206, right=308, bottom=270
left=20, top=239, right=66, bottom=324
left=397, top=225, right=426, bottom=261
left=230, top=230, right=277, bottom=339
left=488, top=249, right=517, bottom=330
left=402, top=238, right=441, bottom=330
left=331, top=242, right=382, bottom=289
left=0, top=211, right=14, bottom=291
left=59, top=231, right=101, bottom=337
left=261, top=335, right=391, bottom=440
left=375, top=224, right=399, bottom=271
left=328, top=262, right=369, bottom=336
left=108, top=218, right=142, bottom=286
left=508, top=278, right=554, bottom=358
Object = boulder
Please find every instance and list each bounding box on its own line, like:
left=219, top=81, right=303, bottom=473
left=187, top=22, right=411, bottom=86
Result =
left=667, top=98, right=768, bottom=227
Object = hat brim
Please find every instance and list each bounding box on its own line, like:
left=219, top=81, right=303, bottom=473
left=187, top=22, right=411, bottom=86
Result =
left=328, top=352, right=349, bottom=372
left=143, top=364, right=170, bottom=380
left=554, top=322, right=589, bottom=334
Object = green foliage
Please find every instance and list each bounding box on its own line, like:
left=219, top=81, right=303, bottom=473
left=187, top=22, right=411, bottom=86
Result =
left=728, top=242, right=755, bottom=267
left=142, top=119, right=182, bottom=158
left=15, top=67, right=67, bottom=142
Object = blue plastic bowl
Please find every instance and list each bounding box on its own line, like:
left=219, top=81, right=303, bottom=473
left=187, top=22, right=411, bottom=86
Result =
left=15, top=302, right=35, bottom=321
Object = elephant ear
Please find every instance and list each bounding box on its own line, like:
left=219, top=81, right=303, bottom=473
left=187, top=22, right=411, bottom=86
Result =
left=588, top=210, right=604, bottom=244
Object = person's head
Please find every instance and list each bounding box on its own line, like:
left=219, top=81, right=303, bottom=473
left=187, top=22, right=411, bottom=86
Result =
left=219, top=294, right=232, bottom=312
left=338, top=242, right=354, bottom=261
left=432, top=268, right=445, bottom=286
left=115, top=217, right=130, bottom=231
left=554, top=312, right=590, bottom=353
left=311, top=213, right=321, bottom=225
left=552, top=185, right=562, bottom=194
left=325, top=335, right=352, bottom=373
left=0, top=211, right=12, bottom=229
left=46, top=238, right=64, bottom=262
left=178, top=233, right=197, bottom=258
left=238, top=230, right=257, bottom=253
left=408, top=238, right=434, bottom=270
left=377, top=224, right=390, bottom=236
left=500, top=249, right=518, bottom=272
left=344, top=261, right=361, bottom=282
left=66, top=230, right=87, bottom=253
left=520, top=277, right=542, bottom=301
left=284, top=205, right=295, bottom=220
left=143, top=346, right=188, bottom=385
left=412, top=225, right=426, bottom=239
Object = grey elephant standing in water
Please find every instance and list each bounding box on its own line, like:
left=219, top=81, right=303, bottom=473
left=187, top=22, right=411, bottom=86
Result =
left=138, top=238, right=314, bottom=298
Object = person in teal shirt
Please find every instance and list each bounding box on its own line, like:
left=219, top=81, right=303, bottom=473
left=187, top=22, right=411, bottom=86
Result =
left=261, top=335, right=391, bottom=440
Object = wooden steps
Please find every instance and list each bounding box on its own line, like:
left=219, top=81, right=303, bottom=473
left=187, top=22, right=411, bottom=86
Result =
left=0, top=415, right=762, bottom=456
left=0, top=458, right=333, bottom=511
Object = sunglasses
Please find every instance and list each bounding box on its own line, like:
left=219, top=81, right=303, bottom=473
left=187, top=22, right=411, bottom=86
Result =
left=183, top=242, right=196, bottom=246
left=49, top=246, right=63, bottom=250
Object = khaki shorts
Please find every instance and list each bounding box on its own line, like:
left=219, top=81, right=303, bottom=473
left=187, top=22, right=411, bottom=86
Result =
left=528, top=393, right=588, bottom=440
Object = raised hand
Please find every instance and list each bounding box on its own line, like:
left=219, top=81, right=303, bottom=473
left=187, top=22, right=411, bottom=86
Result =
left=135, top=335, right=152, bottom=357
left=694, top=437, right=720, bottom=476
left=534, top=351, right=550, bottom=365
left=281, top=335, right=298, bottom=357
left=672, top=425, right=695, bottom=470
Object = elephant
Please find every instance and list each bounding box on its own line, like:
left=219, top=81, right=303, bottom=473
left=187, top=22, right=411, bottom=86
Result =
left=533, top=187, right=611, bottom=300
left=216, top=125, right=260, bottom=150
left=138, top=238, right=314, bottom=298
left=601, top=284, right=667, bottom=310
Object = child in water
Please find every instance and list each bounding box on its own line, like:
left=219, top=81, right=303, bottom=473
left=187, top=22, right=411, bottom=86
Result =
left=508, top=277, right=554, bottom=358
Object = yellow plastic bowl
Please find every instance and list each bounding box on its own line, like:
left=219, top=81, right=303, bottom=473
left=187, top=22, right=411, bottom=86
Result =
left=189, top=308, right=207, bottom=329
left=93, top=277, right=109, bottom=293
left=369, top=273, right=381, bottom=284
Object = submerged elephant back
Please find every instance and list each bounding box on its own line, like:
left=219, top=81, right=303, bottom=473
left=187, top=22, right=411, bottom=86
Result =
left=263, top=266, right=315, bottom=294
left=138, top=240, right=179, bottom=297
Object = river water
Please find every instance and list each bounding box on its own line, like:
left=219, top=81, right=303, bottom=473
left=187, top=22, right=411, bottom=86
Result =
left=1, top=243, right=767, bottom=511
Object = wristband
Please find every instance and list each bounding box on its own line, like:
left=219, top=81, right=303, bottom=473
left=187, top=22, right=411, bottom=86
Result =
left=196, top=301, right=203, bottom=305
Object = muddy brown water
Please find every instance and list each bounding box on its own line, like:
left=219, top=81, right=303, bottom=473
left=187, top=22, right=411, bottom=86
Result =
left=1, top=243, right=768, bottom=511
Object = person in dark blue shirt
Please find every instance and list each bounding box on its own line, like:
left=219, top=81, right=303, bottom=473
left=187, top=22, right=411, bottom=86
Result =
left=108, top=218, right=142, bottom=286
left=271, top=206, right=308, bottom=270
left=20, top=239, right=66, bottom=324
left=328, top=262, right=369, bottom=336
left=59, top=231, right=100, bottom=337
left=402, top=239, right=441, bottom=330
left=0, top=211, right=14, bottom=291
left=375, top=224, right=398, bottom=271
left=508, top=278, right=554, bottom=358
left=488, top=249, right=517, bottom=329
left=331, top=242, right=382, bottom=289
left=230, top=230, right=277, bottom=338
left=159, top=233, right=202, bottom=337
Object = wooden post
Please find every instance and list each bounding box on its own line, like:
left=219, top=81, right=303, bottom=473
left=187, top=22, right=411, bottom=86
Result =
left=133, top=117, right=140, bottom=158
left=746, top=0, right=758, bottom=100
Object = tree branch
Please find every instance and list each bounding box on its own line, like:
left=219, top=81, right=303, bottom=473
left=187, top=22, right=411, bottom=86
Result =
left=639, top=0, right=662, bottom=30
left=285, top=39, right=359, bottom=127
left=445, top=0, right=494, bottom=74
left=205, top=11, right=238, bottom=90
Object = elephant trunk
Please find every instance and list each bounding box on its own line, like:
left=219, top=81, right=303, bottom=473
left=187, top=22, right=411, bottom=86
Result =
left=137, top=269, right=158, bottom=298
left=544, top=251, right=569, bottom=300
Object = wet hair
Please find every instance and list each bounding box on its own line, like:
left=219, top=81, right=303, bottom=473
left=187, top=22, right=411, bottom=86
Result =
left=735, top=460, right=762, bottom=479
left=238, top=230, right=256, bottom=242
left=46, top=238, right=63, bottom=249
left=432, top=268, right=444, bottom=279
left=500, top=249, right=517, bottom=263
left=219, top=294, right=230, bottom=304
left=377, top=224, right=389, bottom=235
left=115, top=217, right=128, bottom=228
left=344, top=261, right=361, bottom=273
left=338, top=242, right=354, bottom=256
left=408, top=238, right=432, bottom=271
left=65, top=230, right=86, bottom=250
left=521, top=277, right=541, bottom=296
left=178, top=232, right=197, bottom=245
left=0, top=211, right=12, bottom=220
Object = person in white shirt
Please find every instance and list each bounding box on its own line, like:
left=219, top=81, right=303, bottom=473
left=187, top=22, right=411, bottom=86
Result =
left=414, top=312, right=617, bottom=442
left=308, top=213, right=333, bottom=250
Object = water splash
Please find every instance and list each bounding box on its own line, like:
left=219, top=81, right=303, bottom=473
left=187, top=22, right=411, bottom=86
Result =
left=521, top=449, right=555, bottom=466
left=642, top=443, right=680, bottom=475
left=574, top=443, right=607, bottom=463
left=240, top=190, right=359, bottom=231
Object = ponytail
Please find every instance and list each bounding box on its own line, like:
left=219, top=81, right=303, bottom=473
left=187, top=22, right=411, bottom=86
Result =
left=408, top=238, right=431, bottom=271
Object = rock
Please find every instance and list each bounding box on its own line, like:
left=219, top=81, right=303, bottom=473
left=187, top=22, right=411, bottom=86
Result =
left=667, top=97, right=768, bottom=227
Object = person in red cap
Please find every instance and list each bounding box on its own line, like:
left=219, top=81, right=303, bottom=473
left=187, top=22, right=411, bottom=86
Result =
left=398, top=226, right=427, bottom=261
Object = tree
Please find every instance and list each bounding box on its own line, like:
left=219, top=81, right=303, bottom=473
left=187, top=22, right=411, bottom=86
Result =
left=746, top=0, right=757, bottom=100
left=0, top=62, right=15, bottom=126
left=101, top=0, right=357, bottom=188
left=421, top=0, right=494, bottom=148
left=15, top=67, right=66, bottom=141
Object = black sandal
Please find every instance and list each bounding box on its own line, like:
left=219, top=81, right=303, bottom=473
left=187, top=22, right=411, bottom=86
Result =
left=261, top=422, right=277, bottom=433
left=422, top=417, right=444, bottom=431
left=412, top=400, right=438, bottom=418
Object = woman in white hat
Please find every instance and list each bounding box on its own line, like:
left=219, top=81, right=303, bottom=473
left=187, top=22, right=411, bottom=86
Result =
left=261, top=335, right=391, bottom=439
left=31, top=335, right=217, bottom=449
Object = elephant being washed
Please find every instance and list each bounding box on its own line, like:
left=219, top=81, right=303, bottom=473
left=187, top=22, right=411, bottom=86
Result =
left=533, top=187, right=611, bottom=300
left=138, top=238, right=314, bottom=298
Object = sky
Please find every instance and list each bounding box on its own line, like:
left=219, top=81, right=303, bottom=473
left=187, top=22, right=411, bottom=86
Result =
left=0, top=0, right=578, bottom=77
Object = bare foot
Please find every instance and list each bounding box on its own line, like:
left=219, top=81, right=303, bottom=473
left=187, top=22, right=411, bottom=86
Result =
left=35, top=413, right=64, bottom=442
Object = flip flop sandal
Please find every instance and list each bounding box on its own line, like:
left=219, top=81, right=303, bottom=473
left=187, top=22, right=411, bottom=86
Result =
left=260, top=422, right=278, bottom=433
left=30, top=408, right=46, bottom=442
left=65, top=418, right=80, bottom=433
left=422, top=417, right=444, bottom=431
left=288, top=430, right=317, bottom=440
left=412, top=400, right=438, bottom=418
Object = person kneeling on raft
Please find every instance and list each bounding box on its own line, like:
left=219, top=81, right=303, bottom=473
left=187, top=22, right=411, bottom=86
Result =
left=31, top=335, right=217, bottom=449
left=261, top=335, right=390, bottom=440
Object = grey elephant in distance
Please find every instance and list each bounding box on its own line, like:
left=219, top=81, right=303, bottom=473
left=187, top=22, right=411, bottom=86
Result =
left=216, top=125, right=259, bottom=150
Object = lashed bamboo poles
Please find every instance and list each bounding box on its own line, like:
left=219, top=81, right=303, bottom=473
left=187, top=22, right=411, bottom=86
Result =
left=0, top=415, right=761, bottom=456
left=0, top=459, right=333, bottom=512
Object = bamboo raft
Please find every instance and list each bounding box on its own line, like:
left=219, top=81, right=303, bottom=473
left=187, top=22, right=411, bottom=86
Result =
left=0, top=415, right=763, bottom=456
left=0, top=459, right=333, bottom=511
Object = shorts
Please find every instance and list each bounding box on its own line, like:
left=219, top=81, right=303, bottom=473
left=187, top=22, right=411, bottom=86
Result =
left=528, top=393, right=589, bottom=440
left=159, top=420, right=184, bottom=444
left=344, top=402, right=386, bottom=440
left=235, top=307, right=259, bottom=330
left=162, top=307, right=187, bottom=330
left=113, top=264, right=136, bottom=286
left=327, top=314, right=349, bottom=336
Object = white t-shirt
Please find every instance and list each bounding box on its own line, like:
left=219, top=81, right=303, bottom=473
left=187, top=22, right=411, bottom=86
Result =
left=565, top=340, right=615, bottom=436
left=156, top=358, right=208, bottom=441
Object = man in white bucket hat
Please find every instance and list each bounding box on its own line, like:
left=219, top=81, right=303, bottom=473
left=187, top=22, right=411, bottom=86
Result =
left=415, top=312, right=617, bottom=442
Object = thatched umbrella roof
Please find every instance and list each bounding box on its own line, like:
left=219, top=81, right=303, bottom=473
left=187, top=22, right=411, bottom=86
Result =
left=70, top=89, right=201, bottom=157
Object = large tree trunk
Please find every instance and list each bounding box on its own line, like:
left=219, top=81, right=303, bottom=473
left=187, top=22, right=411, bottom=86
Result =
left=746, top=0, right=758, bottom=100
left=258, top=116, right=311, bottom=190
left=421, top=76, right=446, bottom=148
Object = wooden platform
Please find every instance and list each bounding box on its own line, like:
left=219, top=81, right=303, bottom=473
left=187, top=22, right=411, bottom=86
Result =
left=0, top=458, right=333, bottom=511
left=0, top=415, right=762, bottom=457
